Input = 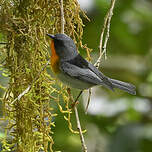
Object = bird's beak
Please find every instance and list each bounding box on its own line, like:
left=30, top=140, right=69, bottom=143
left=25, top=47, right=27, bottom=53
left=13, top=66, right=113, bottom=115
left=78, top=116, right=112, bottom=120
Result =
left=46, top=34, right=55, bottom=39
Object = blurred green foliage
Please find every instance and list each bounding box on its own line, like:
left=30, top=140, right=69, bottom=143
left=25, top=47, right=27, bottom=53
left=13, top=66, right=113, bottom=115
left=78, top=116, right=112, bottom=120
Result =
left=0, top=0, right=152, bottom=152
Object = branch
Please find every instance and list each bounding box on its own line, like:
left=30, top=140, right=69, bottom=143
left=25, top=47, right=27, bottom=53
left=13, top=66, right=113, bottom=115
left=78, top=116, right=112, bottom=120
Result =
left=74, top=106, right=87, bottom=152
left=60, top=0, right=65, bottom=34
left=94, top=0, right=116, bottom=68
left=67, top=88, right=88, bottom=152
left=85, top=88, right=91, bottom=114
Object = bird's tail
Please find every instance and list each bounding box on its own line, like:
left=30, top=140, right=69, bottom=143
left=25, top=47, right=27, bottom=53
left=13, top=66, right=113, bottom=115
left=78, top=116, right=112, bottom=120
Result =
left=109, top=78, right=136, bottom=95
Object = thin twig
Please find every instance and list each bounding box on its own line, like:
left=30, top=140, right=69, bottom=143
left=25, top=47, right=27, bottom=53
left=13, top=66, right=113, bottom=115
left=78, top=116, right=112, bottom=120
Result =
left=85, top=89, right=91, bottom=114
left=71, top=91, right=83, bottom=108
left=60, top=0, right=65, bottom=34
left=102, top=0, right=116, bottom=59
left=67, top=88, right=87, bottom=152
left=74, top=107, right=87, bottom=152
left=75, top=91, right=83, bottom=103
left=94, top=0, right=116, bottom=68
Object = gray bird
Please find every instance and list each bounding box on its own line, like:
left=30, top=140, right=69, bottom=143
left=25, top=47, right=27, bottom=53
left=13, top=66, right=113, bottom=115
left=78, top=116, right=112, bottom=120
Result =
left=47, top=33, right=136, bottom=95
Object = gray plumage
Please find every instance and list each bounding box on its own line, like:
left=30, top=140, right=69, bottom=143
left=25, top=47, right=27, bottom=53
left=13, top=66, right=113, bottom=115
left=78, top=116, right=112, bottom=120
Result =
left=47, top=33, right=136, bottom=95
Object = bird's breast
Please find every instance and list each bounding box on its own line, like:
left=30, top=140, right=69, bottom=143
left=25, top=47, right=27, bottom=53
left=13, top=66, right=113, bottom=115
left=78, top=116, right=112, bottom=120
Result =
left=50, top=40, right=60, bottom=74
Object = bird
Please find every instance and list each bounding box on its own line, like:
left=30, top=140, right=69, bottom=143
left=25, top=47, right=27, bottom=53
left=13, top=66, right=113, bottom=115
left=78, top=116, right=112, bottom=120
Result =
left=46, top=33, right=136, bottom=95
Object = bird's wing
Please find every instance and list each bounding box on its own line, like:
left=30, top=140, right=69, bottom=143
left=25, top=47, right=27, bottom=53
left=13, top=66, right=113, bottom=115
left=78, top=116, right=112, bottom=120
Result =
left=68, top=54, right=114, bottom=90
left=87, top=62, right=114, bottom=90
left=60, top=54, right=114, bottom=90
left=60, top=54, right=136, bottom=94
left=59, top=61, right=104, bottom=86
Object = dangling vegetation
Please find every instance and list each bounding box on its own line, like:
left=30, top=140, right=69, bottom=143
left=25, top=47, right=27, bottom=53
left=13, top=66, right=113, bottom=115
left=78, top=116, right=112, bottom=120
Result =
left=0, top=0, right=90, bottom=151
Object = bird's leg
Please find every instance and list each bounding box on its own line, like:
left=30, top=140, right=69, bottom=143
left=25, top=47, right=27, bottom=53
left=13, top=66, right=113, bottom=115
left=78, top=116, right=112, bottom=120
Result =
left=75, top=90, right=83, bottom=103
left=71, top=90, right=83, bottom=108
left=67, top=88, right=83, bottom=108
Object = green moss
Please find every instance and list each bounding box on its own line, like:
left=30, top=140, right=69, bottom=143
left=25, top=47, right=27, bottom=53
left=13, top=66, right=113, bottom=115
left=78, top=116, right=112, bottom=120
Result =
left=0, top=0, right=89, bottom=151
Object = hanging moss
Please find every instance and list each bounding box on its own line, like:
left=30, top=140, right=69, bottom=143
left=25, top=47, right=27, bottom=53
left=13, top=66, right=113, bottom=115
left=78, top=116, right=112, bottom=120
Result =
left=0, top=0, right=90, bottom=151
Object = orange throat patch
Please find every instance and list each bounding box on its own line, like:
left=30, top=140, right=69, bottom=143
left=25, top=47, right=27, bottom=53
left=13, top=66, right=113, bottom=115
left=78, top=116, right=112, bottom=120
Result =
left=50, top=40, right=60, bottom=74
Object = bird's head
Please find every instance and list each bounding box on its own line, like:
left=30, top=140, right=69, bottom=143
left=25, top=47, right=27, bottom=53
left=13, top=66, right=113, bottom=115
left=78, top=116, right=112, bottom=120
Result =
left=46, top=33, right=78, bottom=61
